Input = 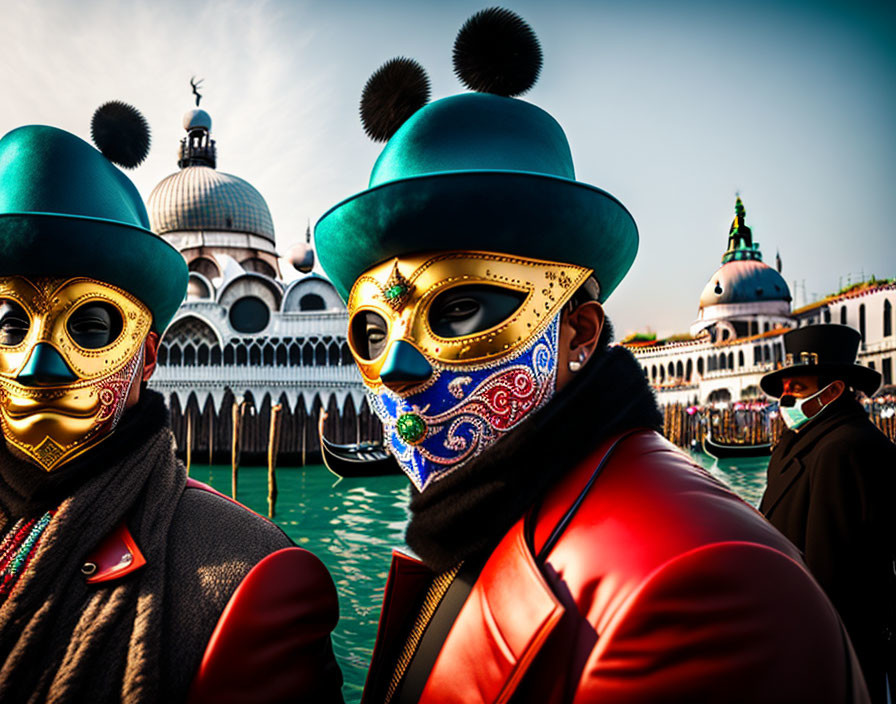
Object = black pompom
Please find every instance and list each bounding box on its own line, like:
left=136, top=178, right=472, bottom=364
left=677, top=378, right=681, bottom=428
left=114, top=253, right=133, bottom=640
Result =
left=360, top=57, right=431, bottom=142
left=91, top=101, right=151, bottom=169
left=453, top=7, right=542, bottom=97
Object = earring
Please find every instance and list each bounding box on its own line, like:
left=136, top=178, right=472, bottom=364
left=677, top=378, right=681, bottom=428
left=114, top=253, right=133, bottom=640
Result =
left=568, top=350, right=587, bottom=373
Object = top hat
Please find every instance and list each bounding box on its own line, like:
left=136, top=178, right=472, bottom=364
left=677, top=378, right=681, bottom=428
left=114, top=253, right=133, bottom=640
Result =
left=314, top=9, right=638, bottom=303
left=0, top=104, right=188, bottom=332
left=761, top=324, right=881, bottom=397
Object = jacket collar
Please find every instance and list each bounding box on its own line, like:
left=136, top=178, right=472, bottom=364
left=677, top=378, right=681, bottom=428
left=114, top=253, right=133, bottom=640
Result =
left=363, top=527, right=565, bottom=704
left=761, top=396, right=864, bottom=516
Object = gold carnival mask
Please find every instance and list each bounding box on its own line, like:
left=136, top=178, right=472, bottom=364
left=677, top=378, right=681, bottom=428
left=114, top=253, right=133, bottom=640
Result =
left=0, top=276, right=152, bottom=471
left=347, top=251, right=592, bottom=388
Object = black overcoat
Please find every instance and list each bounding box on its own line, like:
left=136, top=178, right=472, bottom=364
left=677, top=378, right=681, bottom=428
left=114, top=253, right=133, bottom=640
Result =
left=760, top=396, right=896, bottom=703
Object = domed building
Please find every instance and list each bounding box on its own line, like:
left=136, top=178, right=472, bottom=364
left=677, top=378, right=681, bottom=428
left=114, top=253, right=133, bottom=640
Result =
left=627, top=198, right=794, bottom=405
left=691, top=197, right=792, bottom=341
left=146, top=105, right=379, bottom=464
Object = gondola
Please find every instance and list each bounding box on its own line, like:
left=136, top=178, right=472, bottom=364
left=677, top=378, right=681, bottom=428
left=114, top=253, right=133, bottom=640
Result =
left=319, top=412, right=402, bottom=478
left=702, top=432, right=772, bottom=460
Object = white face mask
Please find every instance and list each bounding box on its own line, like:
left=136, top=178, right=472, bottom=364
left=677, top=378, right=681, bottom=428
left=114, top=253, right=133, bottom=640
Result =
left=779, top=383, right=836, bottom=431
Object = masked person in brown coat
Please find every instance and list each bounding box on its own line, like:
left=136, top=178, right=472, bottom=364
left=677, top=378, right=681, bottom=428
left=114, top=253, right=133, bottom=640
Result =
left=0, top=105, right=344, bottom=703
left=760, top=324, right=896, bottom=703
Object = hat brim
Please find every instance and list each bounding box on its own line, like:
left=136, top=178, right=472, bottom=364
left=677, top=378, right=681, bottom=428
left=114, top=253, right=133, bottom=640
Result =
left=315, top=170, right=638, bottom=302
left=0, top=213, right=187, bottom=331
left=761, top=362, right=882, bottom=397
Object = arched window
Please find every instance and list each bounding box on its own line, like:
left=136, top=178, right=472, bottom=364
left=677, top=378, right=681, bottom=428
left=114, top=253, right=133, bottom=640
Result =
left=840, top=306, right=847, bottom=324
left=738, top=350, right=744, bottom=367
left=302, top=344, right=313, bottom=366
left=188, top=256, right=220, bottom=280
left=719, top=354, right=727, bottom=370
left=328, top=343, right=340, bottom=366
left=276, top=345, right=287, bottom=366
left=300, top=294, right=326, bottom=312
left=884, top=300, right=892, bottom=337
left=263, top=345, right=274, bottom=366
left=224, top=345, right=235, bottom=365
left=824, top=308, right=831, bottom=323
left=236, top=345, right=247, bottom=366
left=211, top=346, right=222, bottom=365
left=157, top=345, right=169, bottom=366
left=728, top=352, right=734, bottom=369
left=170, top=346, right=182, bottom=366
left=315, top=343, right=327, bottom=366
left=289, top=343, right=300, bottom=366
left=341, top=342, right=353, bottom=366
left=676, top=361, right=683, bottom=379
left=764, top=345, right=771, bottom=362
left=697, top=357, right=704, bottom=376
left=250, top=346, right=262, bottom=365
left=197, top=344, right=209, bottom=366
left=240, top=258, right=277, bottom=278
left=668, top=362, right=674, bottom=378
left=686, top=358, right=693, bottom=381
left=659, top=366, right=665, bottom=383
left=651, top=365, right=657, bottom=380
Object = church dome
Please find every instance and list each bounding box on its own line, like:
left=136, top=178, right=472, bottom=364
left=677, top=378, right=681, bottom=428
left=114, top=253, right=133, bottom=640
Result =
left=698, top=197, right=791, bottom=309
left=699, top=259, right=791, bottom=307
left=148, top=167, right=275, bottom=242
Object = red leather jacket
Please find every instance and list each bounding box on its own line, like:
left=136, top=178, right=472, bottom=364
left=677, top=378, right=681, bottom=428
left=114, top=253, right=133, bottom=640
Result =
left=363, top=430, right=869, bottom=703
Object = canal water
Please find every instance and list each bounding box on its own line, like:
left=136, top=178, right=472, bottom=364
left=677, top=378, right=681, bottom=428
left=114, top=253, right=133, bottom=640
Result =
left=189, top=450, right=770, bottom=702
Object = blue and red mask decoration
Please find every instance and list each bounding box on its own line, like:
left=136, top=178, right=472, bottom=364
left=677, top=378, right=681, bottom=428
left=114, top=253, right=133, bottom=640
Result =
left=368, top=314, right=561, bottom=492
left=346, top=251, right=591, bottom=492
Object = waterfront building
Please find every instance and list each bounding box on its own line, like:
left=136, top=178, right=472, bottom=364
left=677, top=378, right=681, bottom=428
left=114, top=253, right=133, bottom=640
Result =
left=626, top=197, right=895, bottom=405
left=626, top=198, right=792, bottom=405
left=146, top=106, right=377, bottom=464
left=792, top=280, right=896, bottom=388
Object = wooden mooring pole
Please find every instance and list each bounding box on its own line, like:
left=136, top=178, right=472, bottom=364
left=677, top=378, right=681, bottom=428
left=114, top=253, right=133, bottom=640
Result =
left=267, top=404, right=282, bottom=518
left=231, top=400, right=247, bottom=500
left=185, top=410, right=192, bottom=476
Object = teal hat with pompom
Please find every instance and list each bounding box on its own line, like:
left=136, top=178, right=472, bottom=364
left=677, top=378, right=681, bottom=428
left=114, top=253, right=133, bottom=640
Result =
left=0, top=102, right=187, bottom=331
left=315, top=8, right=638, bottom=303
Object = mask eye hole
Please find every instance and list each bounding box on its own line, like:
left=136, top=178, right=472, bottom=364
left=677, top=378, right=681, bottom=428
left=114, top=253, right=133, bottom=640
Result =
left=67, top=302, right=123, bottom=350
left=0, top=299, right=29, bottom=347
left=350, top=310, right=389, bottom=361
left=428, top=284, right=526, bottom=339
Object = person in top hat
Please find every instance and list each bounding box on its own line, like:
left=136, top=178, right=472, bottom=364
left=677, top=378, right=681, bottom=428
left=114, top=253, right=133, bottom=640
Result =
left=760, top=323, right=896, bottom=703
left=316, top=9, right=868, bottom=703
left=0, top=105, right=344, bottom=703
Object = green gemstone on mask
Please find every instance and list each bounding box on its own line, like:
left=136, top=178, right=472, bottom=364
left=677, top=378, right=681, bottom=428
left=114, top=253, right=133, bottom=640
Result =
left=385, top=284, right=407, bottom=301
left=397, top=412, right=426, bottom=444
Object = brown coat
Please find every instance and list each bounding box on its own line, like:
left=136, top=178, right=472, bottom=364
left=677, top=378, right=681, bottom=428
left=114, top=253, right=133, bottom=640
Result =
left=761, top=397, right=896, bottom=703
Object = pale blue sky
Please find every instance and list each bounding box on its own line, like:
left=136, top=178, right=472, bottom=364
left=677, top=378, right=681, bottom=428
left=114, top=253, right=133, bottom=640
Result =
left=2, top=0, right=893, bottom=337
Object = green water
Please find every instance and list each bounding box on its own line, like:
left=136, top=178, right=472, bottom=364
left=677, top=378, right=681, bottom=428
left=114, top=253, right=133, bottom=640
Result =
left=190, top=452, right=769, bottom=702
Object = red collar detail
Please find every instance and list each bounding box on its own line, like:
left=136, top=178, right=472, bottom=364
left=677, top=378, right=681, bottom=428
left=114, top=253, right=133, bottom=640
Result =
left=83, top=521, right=146, bottom=584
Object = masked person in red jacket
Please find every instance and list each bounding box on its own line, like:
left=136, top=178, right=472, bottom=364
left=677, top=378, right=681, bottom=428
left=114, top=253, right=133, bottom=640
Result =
left=0, top=105, right=343, bottom=703
left=315, top=8, right=869, bottom=703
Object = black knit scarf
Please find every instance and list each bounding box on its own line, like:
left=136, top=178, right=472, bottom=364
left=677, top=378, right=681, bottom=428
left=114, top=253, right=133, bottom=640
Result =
left=405, top=345, right=663, bottom=572
left=0, top=390, right=186, bottom=703
left=0, top=390, right=169, bottom=525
